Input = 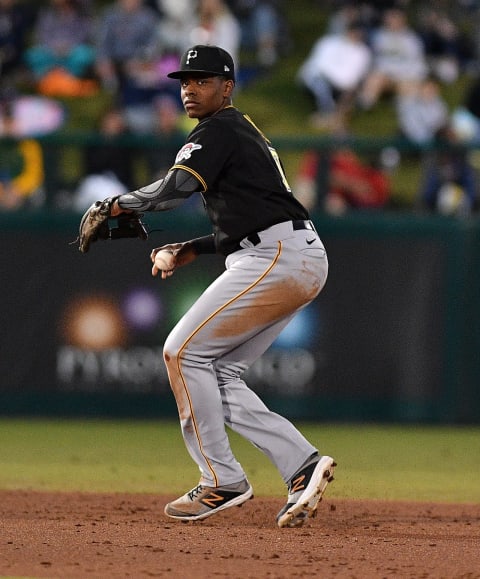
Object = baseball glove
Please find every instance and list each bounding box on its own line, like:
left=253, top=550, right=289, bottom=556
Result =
left=77, top=197, right=148, bottom=253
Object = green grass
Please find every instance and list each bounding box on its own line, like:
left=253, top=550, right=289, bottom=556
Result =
left=1, top=419, right=479, bottom=503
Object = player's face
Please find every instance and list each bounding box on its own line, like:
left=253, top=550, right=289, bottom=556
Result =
left=180, top=75, right=233, bottom=120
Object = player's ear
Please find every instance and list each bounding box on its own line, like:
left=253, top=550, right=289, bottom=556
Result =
left=224, top=79, right=235, bottom=97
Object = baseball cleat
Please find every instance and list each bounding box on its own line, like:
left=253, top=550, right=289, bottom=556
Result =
left=164, top=479, right=253, bottom=521
left=277, top=455, right=336, bottom=528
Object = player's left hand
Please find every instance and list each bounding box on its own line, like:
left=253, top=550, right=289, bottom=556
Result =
left=77, top=197, right=147, bottom=253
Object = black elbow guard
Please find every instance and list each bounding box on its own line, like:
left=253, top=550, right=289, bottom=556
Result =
left=174, top=168, right=203, bottom=193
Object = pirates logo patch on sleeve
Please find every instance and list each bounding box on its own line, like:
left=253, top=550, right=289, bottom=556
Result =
left=176, top=142, right=202, bottom=163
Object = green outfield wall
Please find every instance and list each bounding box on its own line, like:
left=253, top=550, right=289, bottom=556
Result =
left=0, top=210, right=479, bottom=423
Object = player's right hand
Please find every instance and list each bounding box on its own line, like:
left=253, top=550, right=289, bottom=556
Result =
left=150, top=241, right=198, bottom=278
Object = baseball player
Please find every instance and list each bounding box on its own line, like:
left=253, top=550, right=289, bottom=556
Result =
left=88, top=45, right=336, bottom=527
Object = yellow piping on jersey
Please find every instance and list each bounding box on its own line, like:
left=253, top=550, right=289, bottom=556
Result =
left=174, top=241, right=283, bottom=486
left=243, top=114, right=271, bottom=144
left=171, top=164, right=207, bottom=192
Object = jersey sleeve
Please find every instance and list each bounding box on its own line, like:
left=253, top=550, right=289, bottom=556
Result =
left=171, top=118, right=234, bottom=192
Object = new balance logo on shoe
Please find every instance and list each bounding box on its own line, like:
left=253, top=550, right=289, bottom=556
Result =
left=200, top=491, right=227, bottom=508
left=165, top=481, right=253, bottom=521
left=290, top=474, right=307, bottom=494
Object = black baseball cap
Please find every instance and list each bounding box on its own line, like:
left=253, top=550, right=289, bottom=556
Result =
left=167, top=45, right=235, bottom=81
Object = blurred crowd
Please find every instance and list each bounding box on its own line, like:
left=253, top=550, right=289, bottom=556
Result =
left=1, top=0, right=480, bottom=217
left=295, top=0, right=480, bottom=217
left=0, top=0, right=287, bottom=211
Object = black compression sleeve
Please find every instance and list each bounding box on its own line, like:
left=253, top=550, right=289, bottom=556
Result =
left=117, top=169, right=201, bottom=212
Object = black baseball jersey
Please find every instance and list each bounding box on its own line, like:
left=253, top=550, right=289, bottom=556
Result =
left=171, top=106, right=309, bottom=255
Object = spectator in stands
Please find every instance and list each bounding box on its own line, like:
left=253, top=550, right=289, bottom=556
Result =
left=0, top=138, right=44, bottom=210
left=73, top=106, right=136, bottom=211
left=0, top=139, right=44, bottom=210
left=326, top=1, right=379, bottom=37
left=293, top=148, right=390, bottom=214
left=0, top=91, right=54, bottom=210
left=146, top=94, right=186, bottom=181
left=416, top=6, right=472, bottom=85
left=359, top=7, right=428, bottom=110
left=144, top=0, right=161, bottom=12
left=396, top=77, right=449, bottom=146
left=416, top=73, right=480, bottom=216
left=152, top=0, right=196, bottom=55
left=228, top=0, right=286, bottom=69
left=94, top=0, right=160, bottom=101
left=297, top=20, right=372, bottom=135
left=453, top=73, right=480, bottom=143
left=417, top=148, right=478, bottom=217
left=24, top=0, right=95, bottom=85
left=0, top=0, right=35, bottom=86
left=189, top=0, right=241, bottom=70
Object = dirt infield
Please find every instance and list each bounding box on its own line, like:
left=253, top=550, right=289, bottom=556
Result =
left=1, top=490, right=479, bottom=578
